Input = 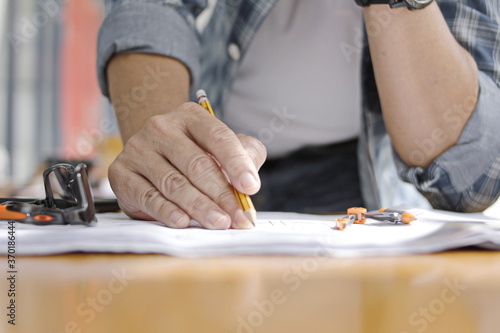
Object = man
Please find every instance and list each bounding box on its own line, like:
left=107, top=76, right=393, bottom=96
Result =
left=97, top=0, right=500, bottom=229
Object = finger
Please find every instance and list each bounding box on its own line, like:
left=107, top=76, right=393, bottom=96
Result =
left=140, top=108, right=255, bottom=228
left=118, top=131, right=230, bottom=228
left=117, top=197, right=156, bottom=221
left=108, top=163, right=191, bottom=228
left=180, top=152, right=254, bottom=228
left=180, top=104, right=261, bottom=195
left=130, top=146, right=252, bottom=229
left=237, top=133, right=267, bottom=171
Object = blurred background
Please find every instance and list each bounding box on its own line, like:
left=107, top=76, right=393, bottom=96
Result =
left=0, top=0, right=120, bottom=197
left=0, top=0, right=217, bottom=200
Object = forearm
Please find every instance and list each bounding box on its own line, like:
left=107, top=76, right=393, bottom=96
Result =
left=364, top=2, right=479, bottom=167
left=107, top=53, right=190, bottom=143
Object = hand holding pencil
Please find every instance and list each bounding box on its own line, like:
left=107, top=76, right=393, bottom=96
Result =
left=197, top=90, right=257, bottom=224
left=108, top=93, right=265, bottom=230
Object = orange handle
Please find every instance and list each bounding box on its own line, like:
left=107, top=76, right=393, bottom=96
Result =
left=347, top=207, right=367, bottom=224
left=379, top=208, right=416, bottom=224
left=0, top=205, right=28, bottom=221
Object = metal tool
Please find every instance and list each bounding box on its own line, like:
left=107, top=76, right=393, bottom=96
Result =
left=0, top=163, right=97, bottom=226
left=335, top=207, right=416, bottom=230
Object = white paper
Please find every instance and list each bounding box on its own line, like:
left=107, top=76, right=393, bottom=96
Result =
left=0, top=209, right=499, bottom=257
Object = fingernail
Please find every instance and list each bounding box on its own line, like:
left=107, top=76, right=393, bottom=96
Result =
left=207, top=210, right=231, bottom=229
left=171, top=210, right=189, bottom=228
left=233, top=209, right=254, bottom=229
left=239, top=172, right=260, bottom=193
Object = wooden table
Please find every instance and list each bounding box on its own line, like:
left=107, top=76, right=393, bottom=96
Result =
left=2, top=250, right=500, bottom=333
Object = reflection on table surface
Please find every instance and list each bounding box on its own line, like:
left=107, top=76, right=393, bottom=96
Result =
left=3, top=250, right=500, bottom=333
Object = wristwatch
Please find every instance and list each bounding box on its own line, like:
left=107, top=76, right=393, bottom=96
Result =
left=355, top=0, right=434, bottom=10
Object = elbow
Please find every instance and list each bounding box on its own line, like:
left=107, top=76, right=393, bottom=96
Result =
left=423, top=174, right=500, bottom=213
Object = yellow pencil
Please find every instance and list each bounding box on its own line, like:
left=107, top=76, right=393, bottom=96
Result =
left=196, top=89, right=257, bottom=225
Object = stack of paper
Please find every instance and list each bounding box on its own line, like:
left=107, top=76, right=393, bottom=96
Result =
left=1, top=209, right=499, bottom=257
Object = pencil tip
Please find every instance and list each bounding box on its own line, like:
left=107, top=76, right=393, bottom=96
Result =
left=244, top=209, right=257, bottom=226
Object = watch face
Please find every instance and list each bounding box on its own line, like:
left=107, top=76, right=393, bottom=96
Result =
left=405, top=0, right=434, bottom=9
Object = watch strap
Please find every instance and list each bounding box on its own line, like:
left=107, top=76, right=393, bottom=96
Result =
left=356, top=0, right=391, bottom=5
left=355, top=0, right=433, bottom=9
left=355, top=0, right=408, bottom=8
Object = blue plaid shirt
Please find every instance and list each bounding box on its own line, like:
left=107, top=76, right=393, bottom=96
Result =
left=97, top=0, right=500, bottom=212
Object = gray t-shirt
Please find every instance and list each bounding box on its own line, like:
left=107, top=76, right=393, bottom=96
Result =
left=223, top=0, right=363, bottom=158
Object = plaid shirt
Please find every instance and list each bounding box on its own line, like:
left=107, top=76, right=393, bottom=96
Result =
left=98, top=0, right=500, bottom=212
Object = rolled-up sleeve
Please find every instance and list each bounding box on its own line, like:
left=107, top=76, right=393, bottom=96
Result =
left=395, top=0, right=500, bottom=212
left=97, top=0, right=207, bottom=97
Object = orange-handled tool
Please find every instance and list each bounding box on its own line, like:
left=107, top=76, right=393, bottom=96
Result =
left=377, top=208, right=416, bottom=224
left=335, top=207, right=416, bottom=230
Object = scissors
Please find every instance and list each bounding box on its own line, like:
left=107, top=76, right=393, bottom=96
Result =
left=0, top=163, right=97, bottom=226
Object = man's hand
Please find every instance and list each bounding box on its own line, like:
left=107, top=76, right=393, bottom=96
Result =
left=106, top=54, right=266, bottom=229
left=109, top=102, right=266, bottom=229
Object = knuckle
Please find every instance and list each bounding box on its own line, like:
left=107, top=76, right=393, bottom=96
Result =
left=161, top=171, right=189, bottom=195
left=238, top=134, right=267, bottom=167
left=108, top=160, right=120, bottom=178
left=224, top=153, right=247, bottom=173
left=138, top=187, right=162, bottom=208
left=236, top=133, right=251, bottom=143
left=144, top=114, right=165, bottom=133
left=155, top=200, right=174, bottom=219
left=108, top=158, right=129, bottom=189
left=214, top=189, right=236, bottom=207
left=123, top=136, right=143, bottom=155
left=253, top=137, right=267, bottom=155
left=249, top=139, right=267, bottom=166
left=223, top=149, right=254, bottom=174
left=244, top=135, right=266, bottom=154
left=209, top=124, right=233, bottom=146
left=180, top=102, right=201, bottom=113
left=117, top=198, right=144, bottom=218
left=176, top=102, right=202, bottom=124
left=186, top=153, right=216, bottom=179
left=186, top=195, right=208, bottom=211
left=143, top=114, right=178, bottom=140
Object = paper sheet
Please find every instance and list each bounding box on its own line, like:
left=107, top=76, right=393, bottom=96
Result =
left=0, top=210, right=499, bottom=257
